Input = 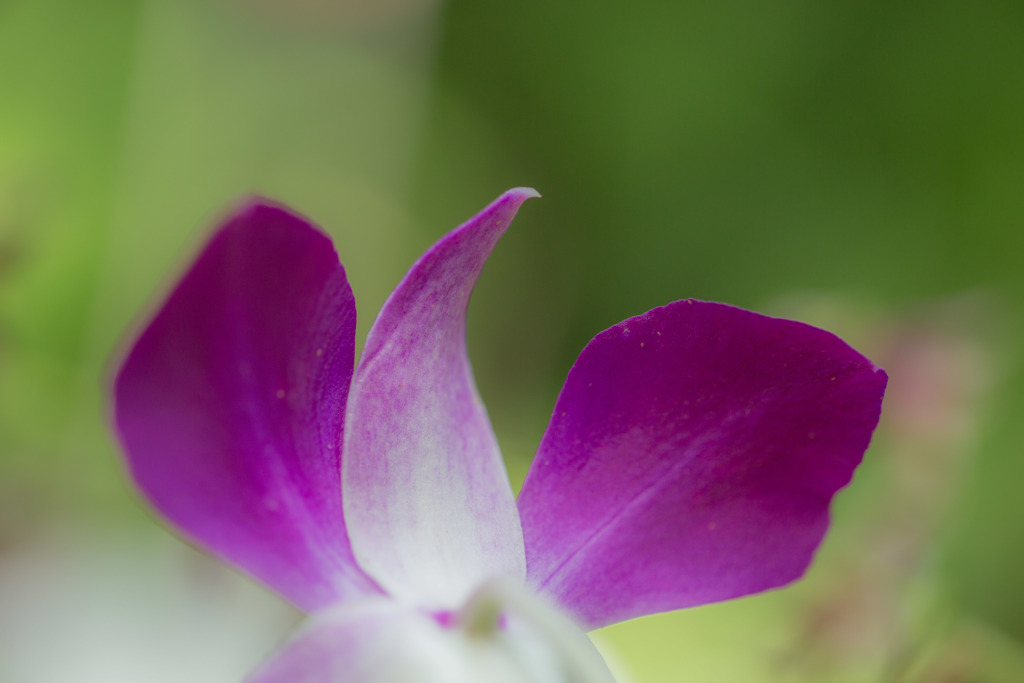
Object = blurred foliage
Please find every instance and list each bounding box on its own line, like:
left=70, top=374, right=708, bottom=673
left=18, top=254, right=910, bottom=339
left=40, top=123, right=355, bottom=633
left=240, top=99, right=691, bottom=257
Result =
left=1, top=0, right=1024, bottom=681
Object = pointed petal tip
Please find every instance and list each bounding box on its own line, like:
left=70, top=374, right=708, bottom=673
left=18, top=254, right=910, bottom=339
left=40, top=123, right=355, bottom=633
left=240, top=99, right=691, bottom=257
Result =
left=505, top=186, right=541, bottom=200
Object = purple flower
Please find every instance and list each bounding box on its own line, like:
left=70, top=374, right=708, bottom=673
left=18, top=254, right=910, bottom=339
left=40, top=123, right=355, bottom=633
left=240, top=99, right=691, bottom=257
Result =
left=113, top=189, right=886, bottom=682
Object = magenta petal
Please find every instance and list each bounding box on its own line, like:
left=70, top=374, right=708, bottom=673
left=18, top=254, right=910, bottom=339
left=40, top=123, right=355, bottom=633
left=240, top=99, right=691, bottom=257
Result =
left=518, top=300, right=887, bottom=629
left=114, top=201, right=377, bottom=612
left=342, top=189, right=537, bottom=607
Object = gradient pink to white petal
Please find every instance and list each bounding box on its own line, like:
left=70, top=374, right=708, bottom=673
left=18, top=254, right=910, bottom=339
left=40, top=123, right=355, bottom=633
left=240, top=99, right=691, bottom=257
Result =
left=113, top=189, right=886, bottom=682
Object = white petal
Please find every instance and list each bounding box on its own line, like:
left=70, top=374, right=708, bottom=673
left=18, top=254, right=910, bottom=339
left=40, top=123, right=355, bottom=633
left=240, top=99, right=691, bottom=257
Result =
left=342, top=190, right=536, bottom=607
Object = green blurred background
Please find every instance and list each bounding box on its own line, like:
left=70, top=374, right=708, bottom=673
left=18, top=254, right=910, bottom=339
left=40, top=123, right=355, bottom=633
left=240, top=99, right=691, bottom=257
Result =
left=2, top=0, right=1023, bottom=680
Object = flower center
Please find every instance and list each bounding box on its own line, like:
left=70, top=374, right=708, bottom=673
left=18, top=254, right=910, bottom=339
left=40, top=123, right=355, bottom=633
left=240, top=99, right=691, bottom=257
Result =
left=438, top=577, right=617, bottom=682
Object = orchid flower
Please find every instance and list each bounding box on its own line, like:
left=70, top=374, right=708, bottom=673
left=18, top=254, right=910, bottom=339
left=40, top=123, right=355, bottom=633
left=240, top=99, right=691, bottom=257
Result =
left=113, top=189, right=886, bottom=682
